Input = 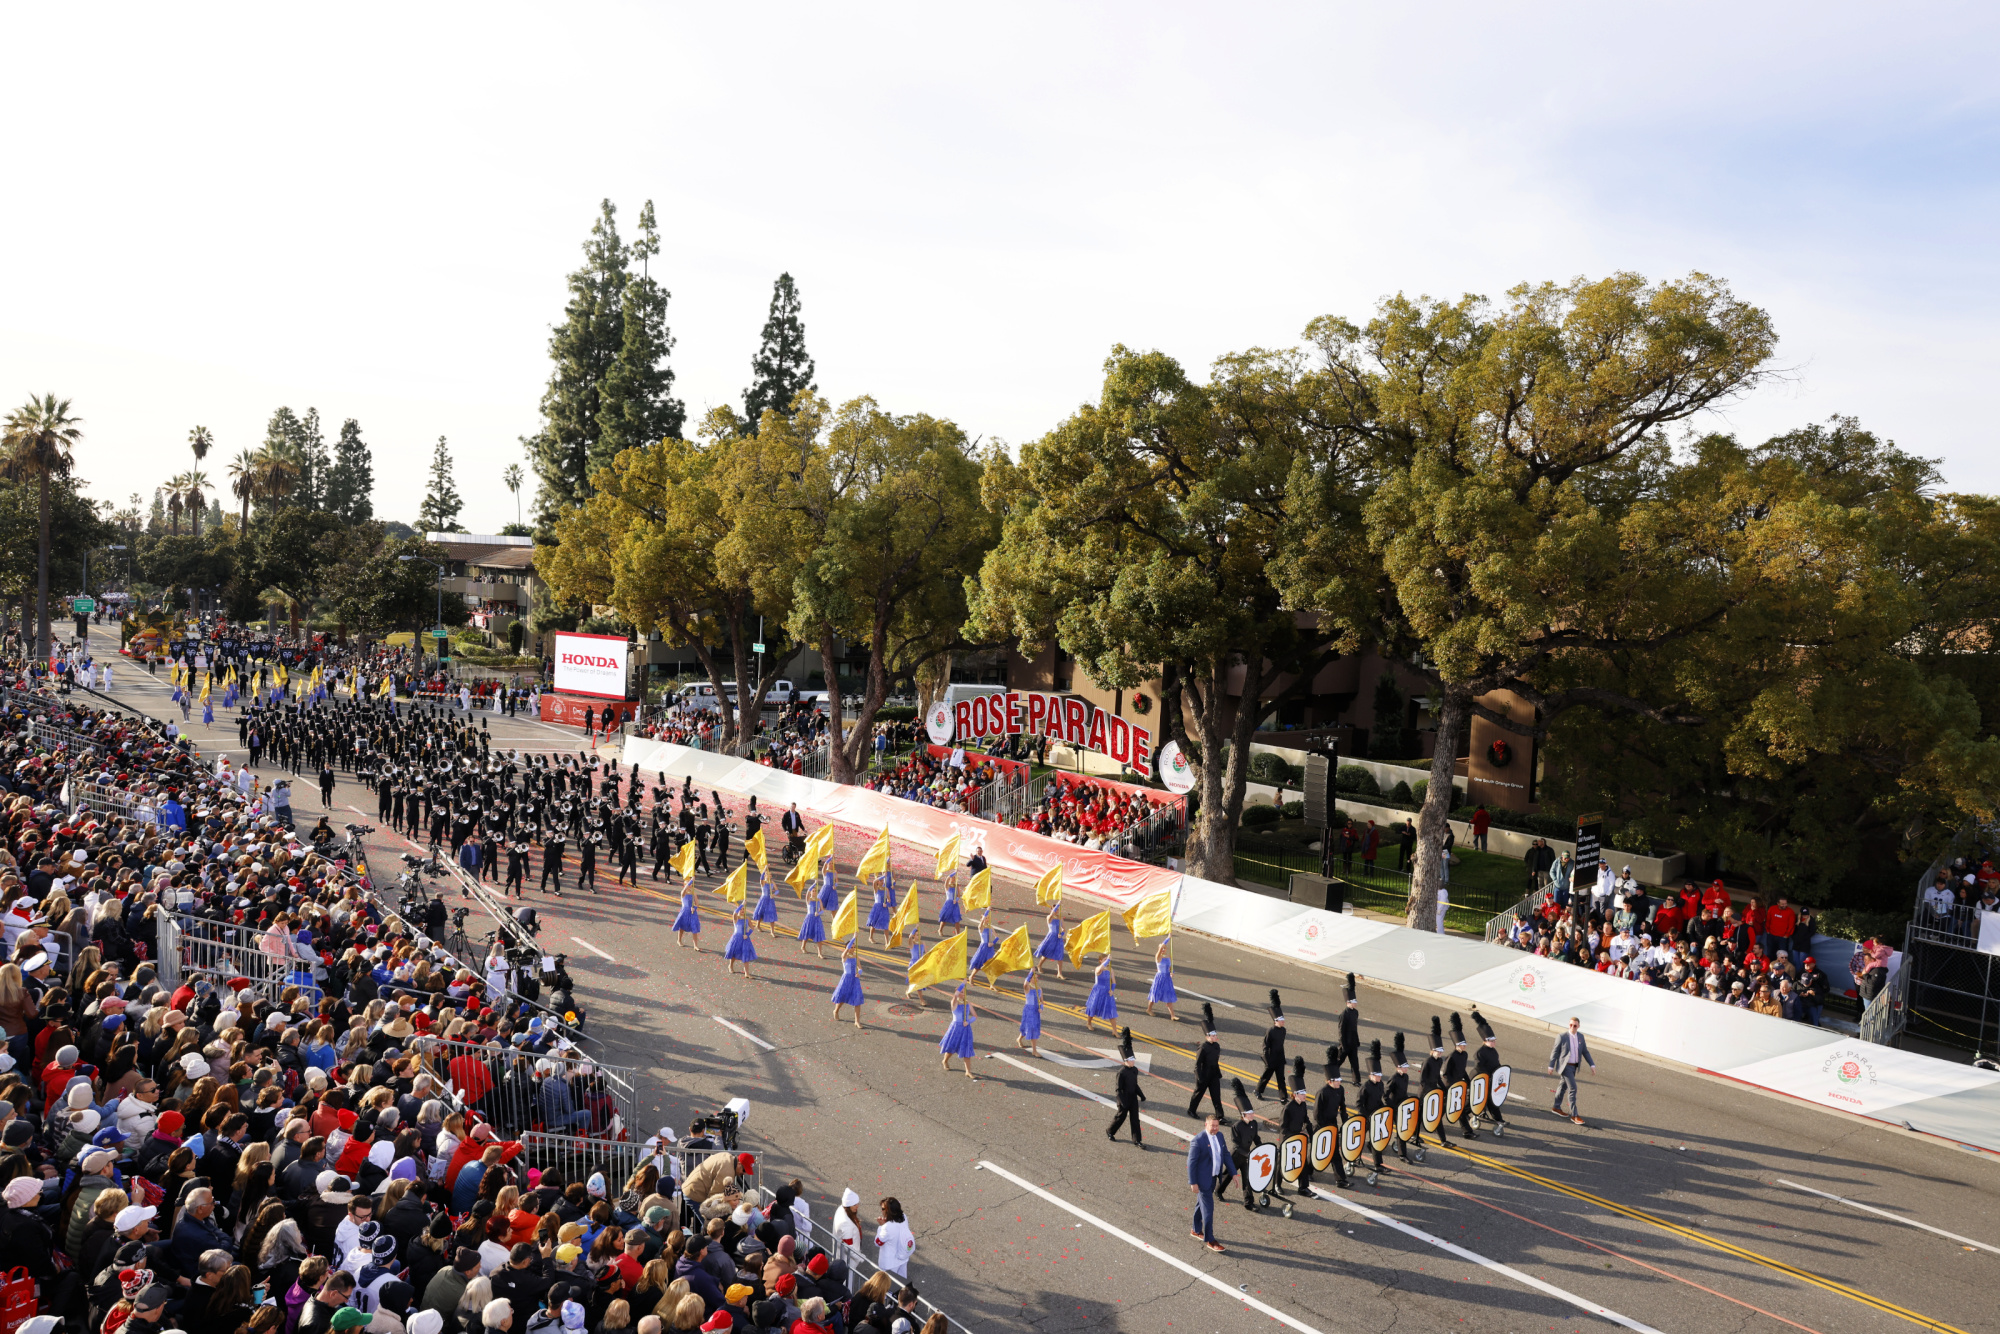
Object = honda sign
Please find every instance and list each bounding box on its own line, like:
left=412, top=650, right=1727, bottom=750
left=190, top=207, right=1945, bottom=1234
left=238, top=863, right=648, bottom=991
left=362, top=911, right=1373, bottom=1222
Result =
left=552, top=631, right=629, bottom=700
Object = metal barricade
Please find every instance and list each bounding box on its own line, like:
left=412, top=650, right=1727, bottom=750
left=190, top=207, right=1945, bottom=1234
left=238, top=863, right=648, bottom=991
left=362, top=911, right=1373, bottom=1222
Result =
left=1485, top=893, right=1541, bottom=943
left=29, top=718, right=103, bottom=754
left=408, top=1034, right=643, bottom=1140
left=793, top=1212, right=974, bottom=1329
left=157, top=914, right=295, bottom=998
left=1860, top=947, right=1912, bottom=1046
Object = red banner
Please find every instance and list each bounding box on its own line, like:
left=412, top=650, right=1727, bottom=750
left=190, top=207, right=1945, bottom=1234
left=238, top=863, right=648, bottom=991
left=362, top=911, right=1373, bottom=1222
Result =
left=541, top=694, right=638, bottom=727
left=806, top=783, right=1178, bottom=909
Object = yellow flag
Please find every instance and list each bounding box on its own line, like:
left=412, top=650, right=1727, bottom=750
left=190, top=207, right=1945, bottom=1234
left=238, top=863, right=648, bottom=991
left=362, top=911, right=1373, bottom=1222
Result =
left=887, top=885, right=920, bottom=944
left=906, top=930, right=967, bottom=990
left=275, top=663, right=287, bottom=686
left=807, top=823, right=837, bottom=862
left=980, top=925, right=1033, bottom=981
left=378, top=675, right=393, bottom=698
left=1065, top=909, right=1112, bottom=963
left=933, top=835, right=961, bottom=880
left=745, top=830, right=767, bottom=874
left=962, top=868, right=992, bottom=914
left=784, top=844, right=820, bottom=895
left=718, top=863, right=748, bottom=903
left=855, top=827, right=892, bottom=881
left=1122, top=890, right=1174, bottom=940
left=830, top=889, right=858, bottom=940
left=671, top=840, right=697, bottom=880
left=199, top=674, right=211, bottom=702
left=1034, top=863, right=1064, bottom=905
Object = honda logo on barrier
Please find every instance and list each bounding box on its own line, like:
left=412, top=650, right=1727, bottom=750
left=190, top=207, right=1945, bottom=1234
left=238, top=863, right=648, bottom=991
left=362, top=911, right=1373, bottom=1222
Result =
left=561, top=654, right=620, bottom=667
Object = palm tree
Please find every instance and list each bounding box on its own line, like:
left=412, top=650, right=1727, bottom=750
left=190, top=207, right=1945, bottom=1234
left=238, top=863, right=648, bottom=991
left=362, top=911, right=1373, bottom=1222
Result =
left=174, top=470, right=211, bottom=538
left=227, top=449, right=258, bottom=529
left=188, top=425, right=213, bottom=464
left=167, top=488, right=183, bottom=535
left=503, top=463, right=524, bottom=527
left=251, top=446, right=300, bottom=514
left=1, top=394, right=83, bottom=657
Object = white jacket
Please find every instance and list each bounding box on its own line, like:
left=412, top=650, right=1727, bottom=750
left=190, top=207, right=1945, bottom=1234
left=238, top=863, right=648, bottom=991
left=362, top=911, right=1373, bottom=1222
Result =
left=116, top=1094, right=158, bottom=1141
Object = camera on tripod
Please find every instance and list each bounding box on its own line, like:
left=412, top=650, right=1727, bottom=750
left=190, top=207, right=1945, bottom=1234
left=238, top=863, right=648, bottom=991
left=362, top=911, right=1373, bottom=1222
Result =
left=688, top=1105, right=741, bottom=1149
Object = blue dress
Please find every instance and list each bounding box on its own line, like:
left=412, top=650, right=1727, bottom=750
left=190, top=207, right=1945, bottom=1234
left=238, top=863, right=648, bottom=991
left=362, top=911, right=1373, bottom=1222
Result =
left=725, top=914, right=757, bottom=963
left=753, top=879, right=779, bottom=925
left=831, top=956, right=865, bottom=1007
left=938, top=884, right=962, bottom=929
left=1019, top=984, right=1043, bottom=1040
left=1085, top=965, right=1117, bottom=1022
left=819, top=870, right=840, bottom=912
left=969, top=924, right=998, bottom=972
left=908, top=933, right=925, bottom=969
left=798, top=898, right=826, bottom=943
left=1036, top=915, right=1067, bottom=963
left=672, top=891, right=701, bottom=934
left=866, top=888, right=892, bottom=931
left=1149, top=955, right=1177, bottom=1004
left=939, top=999, right=975, bottom=1058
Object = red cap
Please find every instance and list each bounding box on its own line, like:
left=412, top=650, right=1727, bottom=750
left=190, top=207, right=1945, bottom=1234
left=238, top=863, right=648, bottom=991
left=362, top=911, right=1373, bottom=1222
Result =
left=157, top=1111, right=185, bottom=1135
left=736, top=1152, right=756, bottom=1175
left=806, top=1253, right=829, bottom=1277
left=226, top=977, right=255, bottom=992
left=773, top=1273, right=796, bottom=1297
left=701, top=1315, right=733, bottom=1332
left=337, top=1109, right=358, bottom=1131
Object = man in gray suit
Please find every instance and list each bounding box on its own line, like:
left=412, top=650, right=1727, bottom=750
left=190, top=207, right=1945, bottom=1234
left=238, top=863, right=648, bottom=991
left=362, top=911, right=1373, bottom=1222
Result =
left=1546, top=1016, right=1596, bottom=1125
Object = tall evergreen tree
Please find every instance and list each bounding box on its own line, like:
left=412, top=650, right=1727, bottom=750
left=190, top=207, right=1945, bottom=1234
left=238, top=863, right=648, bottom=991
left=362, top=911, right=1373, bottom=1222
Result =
left=524, top=200, right=632, bottom=528
left=325, top=418, right=375, bottom=522
left=297, top=407, right=329, bottom=509
left=742, top=272, right=816, bottom=427
left=597, top=200, right=685, bottom=463
left=419, top=435, right=463, bottom=532
left=263, top=406, right=301, bottom=460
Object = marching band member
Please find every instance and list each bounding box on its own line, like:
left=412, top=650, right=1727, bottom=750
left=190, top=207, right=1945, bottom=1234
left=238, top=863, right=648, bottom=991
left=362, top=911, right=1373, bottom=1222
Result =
left=1083, top=955, right=1118, bottom=1032
left=1255, top=989, right=1288, bottom=1101
left=1359, top=1040, right=1389, bottom=1185
left=938, top=873, right=963, bottom=934
left=1387, top=1033, right=1415, bottom=1165
left=1106, top=1027, right=1145, bottom=1147
left=1472, top=1009, right=1507, bottom=1136
left=724, top=901, right=756, bottom=978
left=969, top=908, right=1000, bottom=988
left=1188, top=1003, right=1225, bottom=1121
left=1220, top=1079, right=1262, bottom=1210
left=1036, top=899, right=1068, bottom=980
left=1418, top=1015, right=1449, bottom=1149
left=830, top=938, right=866, bottom=1029
left=798, top=890, right=828, bottom=957
left=752, top=873, right=780, bottom=936
left=672, top=882, right=703, bottom=951
left=1314, top=1046, right=1350, bottom=1189
left=1339, top=972, right=1363, bottom=1084
left=865, top=876, right=893, bottom=944
left=1446, top=1013, right=1476, bottom=1140
left=1017, top=963, right=1044, bottom=1056
left=1279, top=1055, right=1312, bottom=1197
left=938, top=983, right=977, bottom=1080
left=1146, top=938, right=1177, bottom=1020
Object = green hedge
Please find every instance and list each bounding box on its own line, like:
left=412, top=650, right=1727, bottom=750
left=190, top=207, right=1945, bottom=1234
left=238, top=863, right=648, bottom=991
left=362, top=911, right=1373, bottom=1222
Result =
left=1335, top=764, right=1380, bottom=796
left=1241, top=804, right=1282, bottom=827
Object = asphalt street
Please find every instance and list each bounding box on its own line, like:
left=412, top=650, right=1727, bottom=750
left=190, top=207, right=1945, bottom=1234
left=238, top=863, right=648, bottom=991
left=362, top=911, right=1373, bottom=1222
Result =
left=81, top=652, right=2000, bottom=1334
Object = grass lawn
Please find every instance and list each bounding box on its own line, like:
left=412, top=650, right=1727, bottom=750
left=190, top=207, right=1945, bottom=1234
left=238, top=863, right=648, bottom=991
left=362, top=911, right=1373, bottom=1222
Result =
left=1232, top=816, right=1536, bottom=932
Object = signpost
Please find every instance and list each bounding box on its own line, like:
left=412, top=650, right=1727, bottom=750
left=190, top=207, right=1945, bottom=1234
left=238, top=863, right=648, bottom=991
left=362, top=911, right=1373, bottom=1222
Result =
left=1572, top=812, right=1603, bottom=920
left=71, top=596, right=95, bottom=616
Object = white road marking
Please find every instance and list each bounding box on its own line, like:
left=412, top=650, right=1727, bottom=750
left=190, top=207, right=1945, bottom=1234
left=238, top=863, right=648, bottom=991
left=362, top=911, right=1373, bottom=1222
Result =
left=989, top=1052, right=1187, bottom=1140
left=570, top=935, right=615, bottom=961
left=1177, top=988, right=1238, bottom=1008
left=976, top=1159, right=1327, bottom=1334
left=1307, top=1187, right=1664, bottom=1333
left=712, top=1016, right=775, bottom=1051
left=1039, top=1047, right=1153, bottom=1073
left=1777, top=1179, right=2000, bottom=1254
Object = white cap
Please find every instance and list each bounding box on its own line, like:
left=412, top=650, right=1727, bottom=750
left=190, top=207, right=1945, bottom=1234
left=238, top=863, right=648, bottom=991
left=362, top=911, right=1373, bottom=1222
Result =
left=114, top=1204, right=157, bottom=1231
left=840, top=1188, right=860, bottom=1208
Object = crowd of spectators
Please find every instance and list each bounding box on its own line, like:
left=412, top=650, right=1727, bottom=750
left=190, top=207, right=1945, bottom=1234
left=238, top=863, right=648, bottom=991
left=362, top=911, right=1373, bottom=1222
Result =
left=0, top=675, right=952, bottom=1334
left=859, top=753, right=995, bottom=816
left=1495, top=877, right=1839, bottom=1025
left=1019, top=773, right=1178, bottom=857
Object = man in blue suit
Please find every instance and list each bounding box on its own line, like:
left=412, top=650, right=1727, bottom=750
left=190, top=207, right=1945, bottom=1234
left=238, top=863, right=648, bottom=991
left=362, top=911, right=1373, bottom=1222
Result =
left=1546, top=1016, right=1597, bottom=1125
left=1186, top=1113, right=1232, bottom=1252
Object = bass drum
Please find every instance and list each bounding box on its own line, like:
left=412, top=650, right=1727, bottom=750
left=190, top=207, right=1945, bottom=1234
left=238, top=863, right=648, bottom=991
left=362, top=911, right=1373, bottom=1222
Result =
left=1491, top=1065, right=1513, bottom=1107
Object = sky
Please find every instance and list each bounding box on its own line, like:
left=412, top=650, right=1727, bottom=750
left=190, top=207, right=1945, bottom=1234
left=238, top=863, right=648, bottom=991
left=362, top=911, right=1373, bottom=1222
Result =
left=2, top=3, right=1997, bottom=532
